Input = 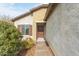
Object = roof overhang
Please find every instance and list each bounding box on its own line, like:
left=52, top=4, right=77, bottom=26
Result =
left=12, top=4, right=48, bottom=22
left=44, top=3, right=58, bottom=21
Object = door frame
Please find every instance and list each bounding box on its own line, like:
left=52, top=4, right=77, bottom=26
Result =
left=36, top=22, right=46, bottom=39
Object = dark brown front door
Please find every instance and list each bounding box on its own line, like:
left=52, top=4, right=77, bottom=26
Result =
left=36, top=23, right=45, bottom=39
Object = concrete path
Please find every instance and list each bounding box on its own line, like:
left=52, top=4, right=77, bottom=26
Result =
left=25, top=38, right=54, bottom=56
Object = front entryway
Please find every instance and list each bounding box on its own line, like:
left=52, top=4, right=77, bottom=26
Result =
left=36, top=23, right=45, bottom=39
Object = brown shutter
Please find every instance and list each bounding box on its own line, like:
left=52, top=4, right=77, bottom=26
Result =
left=18, top=25, right=22, bottom=33
left=29, top=25, right=32, bottom=36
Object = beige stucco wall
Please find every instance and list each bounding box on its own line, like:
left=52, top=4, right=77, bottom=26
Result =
left=32, top=8, right=47, bottom=40
left=14, top=15, right=33, bottom=28
left=33, top=8, right=47, bottom=21
left=46, top=3, right=79, bottom=56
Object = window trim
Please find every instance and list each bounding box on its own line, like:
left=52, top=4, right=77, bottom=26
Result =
left=18, top=24, right=32, bottom=36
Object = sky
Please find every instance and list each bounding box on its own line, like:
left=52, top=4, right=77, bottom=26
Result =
left=0, top=3, right=41, bottom=18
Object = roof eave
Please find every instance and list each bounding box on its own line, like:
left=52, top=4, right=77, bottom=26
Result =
left=44, top=3, right=58, bottom=21
left=11, top=4, right=48, bottom=22
left=11, top=11, right=31, bottom=22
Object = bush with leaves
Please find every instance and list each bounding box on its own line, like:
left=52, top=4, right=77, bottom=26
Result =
left=22, top=37, right=35, bottom=49
left=0, top=21, right=24, bottom=56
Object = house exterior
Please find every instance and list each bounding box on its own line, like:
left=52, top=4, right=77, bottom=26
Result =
left=12, top=4, right=48, bottom=41
left=44, top=3, right=79, bottom=56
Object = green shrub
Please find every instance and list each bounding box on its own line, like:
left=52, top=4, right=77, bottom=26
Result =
left=0, top=21, right=24, bottom=56
left=22, top=37, right=35, bottom=49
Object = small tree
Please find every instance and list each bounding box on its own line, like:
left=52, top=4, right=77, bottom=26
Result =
left=0, top=21, right=23, bottom=56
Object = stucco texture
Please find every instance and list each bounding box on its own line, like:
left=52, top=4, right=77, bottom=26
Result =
left=46, top=3, right=79, bottom=56
left=14, top=15, right=33, bottom=28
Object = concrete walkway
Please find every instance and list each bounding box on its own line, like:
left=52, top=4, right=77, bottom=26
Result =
left=25, top=38, right=54, bottom=56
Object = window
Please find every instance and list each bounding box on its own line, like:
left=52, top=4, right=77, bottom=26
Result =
left=18, top=25, right=32, bottom=35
